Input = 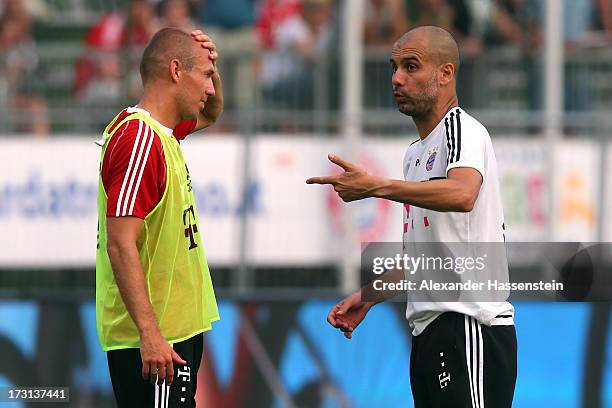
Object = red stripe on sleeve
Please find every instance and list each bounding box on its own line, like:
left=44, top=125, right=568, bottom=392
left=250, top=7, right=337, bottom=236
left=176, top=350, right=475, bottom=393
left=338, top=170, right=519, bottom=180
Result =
left=102, top=119, right=166, bottom=219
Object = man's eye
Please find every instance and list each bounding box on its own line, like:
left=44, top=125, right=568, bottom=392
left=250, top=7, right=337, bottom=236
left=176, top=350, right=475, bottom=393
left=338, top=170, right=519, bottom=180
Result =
left=407, top=64, right=417, bottom=71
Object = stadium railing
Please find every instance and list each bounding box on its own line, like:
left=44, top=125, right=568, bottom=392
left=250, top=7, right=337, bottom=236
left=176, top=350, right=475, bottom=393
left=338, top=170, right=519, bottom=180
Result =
left=2, top=44, right=612, bottom=136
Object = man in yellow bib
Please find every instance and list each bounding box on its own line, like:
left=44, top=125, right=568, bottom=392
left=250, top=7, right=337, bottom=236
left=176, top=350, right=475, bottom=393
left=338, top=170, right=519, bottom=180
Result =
left=96, top=28, right=221, bottom=408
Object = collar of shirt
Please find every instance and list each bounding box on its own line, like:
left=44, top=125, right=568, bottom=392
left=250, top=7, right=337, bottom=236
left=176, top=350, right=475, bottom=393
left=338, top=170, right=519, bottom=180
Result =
left=127, top=106, right=174, bottom=136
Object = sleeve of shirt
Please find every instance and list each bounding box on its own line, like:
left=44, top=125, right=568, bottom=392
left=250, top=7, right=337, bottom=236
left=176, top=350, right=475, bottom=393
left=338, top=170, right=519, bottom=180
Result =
left=101, top=118, right=166, bottom=219
left=173, top=119, right=197, bottom=140
left=445, top=111, right=486, bottom=180
left=275, top=17, right=309, bottom=49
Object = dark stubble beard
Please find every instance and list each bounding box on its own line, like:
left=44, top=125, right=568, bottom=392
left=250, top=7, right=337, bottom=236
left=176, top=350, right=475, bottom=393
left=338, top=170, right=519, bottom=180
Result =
left=397, top=71, right=438, bottom=120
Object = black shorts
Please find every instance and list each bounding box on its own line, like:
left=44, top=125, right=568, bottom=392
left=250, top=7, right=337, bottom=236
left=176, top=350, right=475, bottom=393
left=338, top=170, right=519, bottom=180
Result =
left=107, top=333, right=203, bottom=408
left=410, top=313, right=517, bottom=408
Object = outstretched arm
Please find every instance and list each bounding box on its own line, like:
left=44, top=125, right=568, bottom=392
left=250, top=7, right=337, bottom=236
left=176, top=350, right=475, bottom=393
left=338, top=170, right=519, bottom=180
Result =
left=306, top=154, right=482, bottom=212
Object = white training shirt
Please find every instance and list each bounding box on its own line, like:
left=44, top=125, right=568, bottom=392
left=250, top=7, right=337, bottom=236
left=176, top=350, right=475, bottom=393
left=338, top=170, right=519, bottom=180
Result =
left=402, top=107, right=514, bottom=336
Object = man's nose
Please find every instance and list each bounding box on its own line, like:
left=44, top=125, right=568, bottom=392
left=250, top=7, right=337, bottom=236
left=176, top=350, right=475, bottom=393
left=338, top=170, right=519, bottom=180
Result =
left=206, top=82, right=215, bottom=97
left=391, top=71, right=403, bottom=87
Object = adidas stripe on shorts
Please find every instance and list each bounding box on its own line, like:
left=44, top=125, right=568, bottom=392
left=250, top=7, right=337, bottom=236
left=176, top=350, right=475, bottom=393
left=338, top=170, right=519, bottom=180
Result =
left=410, top=312, right=517, bottom=408
left=107, top=333, right=203, bottom=408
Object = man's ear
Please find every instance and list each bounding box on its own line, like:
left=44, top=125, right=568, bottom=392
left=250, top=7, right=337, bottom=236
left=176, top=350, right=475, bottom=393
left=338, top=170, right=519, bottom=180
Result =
left=170, top=59, right=181, bottom=83
left=439, top=63, right=455, bottom=86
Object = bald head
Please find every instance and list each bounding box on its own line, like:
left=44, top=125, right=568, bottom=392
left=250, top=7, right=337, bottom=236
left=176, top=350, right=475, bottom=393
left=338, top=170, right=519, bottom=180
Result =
left=140, top=27, right=202, bottom=84
left=394, top=26, right=460, bottom=72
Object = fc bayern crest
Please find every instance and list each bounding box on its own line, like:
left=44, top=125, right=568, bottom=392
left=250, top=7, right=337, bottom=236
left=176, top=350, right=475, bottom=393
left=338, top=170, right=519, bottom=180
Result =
left=426, top=151, right=437, bottom=171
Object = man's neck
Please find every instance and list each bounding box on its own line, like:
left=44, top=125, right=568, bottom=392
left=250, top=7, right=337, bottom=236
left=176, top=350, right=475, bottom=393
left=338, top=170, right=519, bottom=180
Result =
left=138, top=87, right=179, bottom=130
left=413, top=95, right=459, bottom=140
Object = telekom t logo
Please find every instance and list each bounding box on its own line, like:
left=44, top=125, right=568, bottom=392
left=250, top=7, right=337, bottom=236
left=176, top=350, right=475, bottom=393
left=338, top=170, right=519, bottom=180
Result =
left=177, top=366, right=191, bottom=383
left=183, top=205, right=199, bottom=250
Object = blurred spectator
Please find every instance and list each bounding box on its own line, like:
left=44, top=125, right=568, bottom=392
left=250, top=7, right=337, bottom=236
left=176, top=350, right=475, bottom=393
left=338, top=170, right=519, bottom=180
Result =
left=260, top=0, right=335, bottom=109
left=256, top=0, right=301, bottom=49
left=404, top=0, right=481, bottom=55
left=562, top=0, right=594, bottom=111
left=122, top=0, right=160, bottom=100
left=403, top=0, right=482, bottom=107
left=122, top=0, right=160, bottom=48
left=196, top=0, right=256, bottom=29
left=194, top=0, right=259, bottom=110
left=563, top=0, right=594, bottom=48
left=363, top=0, right=407, bottom=108
left=480, top=0, right=529, bottom=47
left=75, top=12, right=123, bottom=105
left=76, top=0, right=160, bottom=108
left=364, top=0, right=407, bottom=45
left=0, top=0, right=49, bottom=135
left=159, top=0, right=198, bottom=31
left=523, top=0, right=597, bottom=112
left=595, top=0, right=612, bottom=39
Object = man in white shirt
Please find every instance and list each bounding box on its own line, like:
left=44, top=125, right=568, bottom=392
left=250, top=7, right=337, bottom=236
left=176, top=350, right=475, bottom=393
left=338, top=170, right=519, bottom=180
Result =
left=307, top=26, right=516, bottom=408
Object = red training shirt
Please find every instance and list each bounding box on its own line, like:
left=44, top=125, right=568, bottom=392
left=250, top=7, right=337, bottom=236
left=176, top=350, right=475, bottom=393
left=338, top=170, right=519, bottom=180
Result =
left=101, top=107, right=197, bottom=219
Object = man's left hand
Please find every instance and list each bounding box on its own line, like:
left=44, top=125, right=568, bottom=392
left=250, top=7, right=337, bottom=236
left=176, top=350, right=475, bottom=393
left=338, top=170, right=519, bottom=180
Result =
left=191, top=30, right=218, bottom=65
left=306, top=154, right=382, bottom=202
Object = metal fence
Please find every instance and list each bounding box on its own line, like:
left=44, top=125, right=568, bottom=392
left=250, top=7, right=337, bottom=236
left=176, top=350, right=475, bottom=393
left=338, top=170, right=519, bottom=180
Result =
left=43, top=0, right=127, bottom=24
left=2, top=42, right=612, bottom=136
